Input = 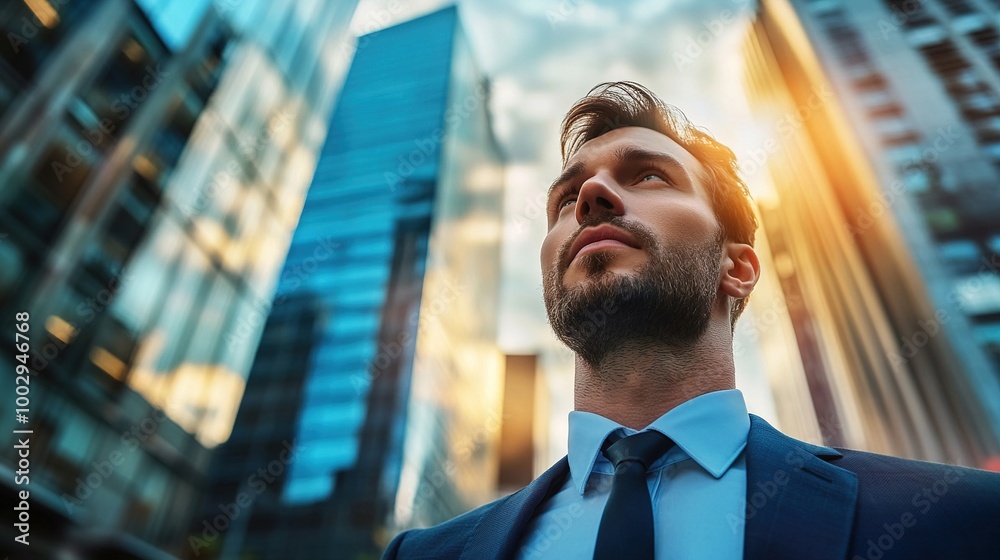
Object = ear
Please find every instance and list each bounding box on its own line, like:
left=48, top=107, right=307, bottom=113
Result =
left=719, top=243, right=759, bottom=300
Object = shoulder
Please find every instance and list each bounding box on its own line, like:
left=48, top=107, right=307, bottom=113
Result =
left=833, top=447, right=1000, bottom=556
left=832, top=446, right=1000, bottom=498
left=383, top=456, right=571, bottom=560
left=381, top=495, right=509, bottom=560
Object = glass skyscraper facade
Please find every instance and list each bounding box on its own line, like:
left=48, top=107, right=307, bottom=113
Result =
left=206, top=6, right=506, bottom=559
left=0, top=0, right=357, bottom=556
left=743, top=0, right=1000, bottom=466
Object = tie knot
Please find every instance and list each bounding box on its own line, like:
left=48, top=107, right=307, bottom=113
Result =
left=602, top=430, right=675, bottom=472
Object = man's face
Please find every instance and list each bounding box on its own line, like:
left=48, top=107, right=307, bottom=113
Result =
left=540, top=126, right=725, bottom=365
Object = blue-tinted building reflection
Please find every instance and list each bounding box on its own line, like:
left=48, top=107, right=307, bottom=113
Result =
left=206, top=6, right=507, bottom=558
left=0, top=0, right=357, bottom=556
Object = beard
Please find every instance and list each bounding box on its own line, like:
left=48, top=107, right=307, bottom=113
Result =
left=543, top=216, right=723, bottom=367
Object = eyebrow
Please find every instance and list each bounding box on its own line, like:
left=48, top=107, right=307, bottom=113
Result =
left=547, top=146, right=692, bottom=197
left=547, top=160, right=586, bottom=197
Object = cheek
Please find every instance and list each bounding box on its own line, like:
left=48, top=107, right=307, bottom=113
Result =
left=540, top=230, right=565, bottom=273
left=650, top=201, right=718, bottom=240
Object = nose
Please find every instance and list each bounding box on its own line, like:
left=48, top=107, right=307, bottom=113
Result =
left=575, top=172, right=625, bottom=224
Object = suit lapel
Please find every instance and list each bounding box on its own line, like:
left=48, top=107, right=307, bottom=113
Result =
left=460, top=456, right=569, bottom=560
left=458, top=415, right=858, bottom=560
left=743, top=415, right=858, bottom=560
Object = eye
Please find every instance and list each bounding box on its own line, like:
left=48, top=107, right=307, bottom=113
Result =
left=549, top=187, right=578, bottom=214
left=640, top=173, right=666, bottom=183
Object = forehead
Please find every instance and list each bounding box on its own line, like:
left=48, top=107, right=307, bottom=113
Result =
left=566, top=126, right=706, bottom=177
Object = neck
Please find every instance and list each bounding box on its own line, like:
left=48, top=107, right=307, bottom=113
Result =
left=573, top=321, right=736, bottom=430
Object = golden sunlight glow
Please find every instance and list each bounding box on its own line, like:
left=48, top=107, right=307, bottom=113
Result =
left=456, top=212, right=503, bottom=244
left=23, top=0, right=59, bottom=28
left=122, top=38, right=146, bottom=63
left=191, top=217, right=237, bottom=266
left=465, top=165, right=503, bottom=193
left=126, top=331, right=168, bottom=405
left=128, top=357, right=246, bottom=447
left=91, top=347, right=127, bottom=380
left=166, top=363, right=247, bottom=447
left=268, top=110, right=295, bottom=148
left=133, top=154, right=160, bottom=182
left=45, top=315, right=77, bottom=344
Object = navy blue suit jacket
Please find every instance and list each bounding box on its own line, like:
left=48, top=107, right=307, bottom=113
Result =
left=383, top=415, right=1000, bottom=559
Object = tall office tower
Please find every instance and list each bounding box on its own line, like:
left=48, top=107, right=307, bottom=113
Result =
left=195, top=290, right=326, bottom=560
left=0, top=0, right=356, bottom=556
left=743, top=0, right=1000, bottom=467
left=203, top=7, right=506, bottom=559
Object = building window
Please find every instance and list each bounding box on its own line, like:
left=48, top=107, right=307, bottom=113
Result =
left=919, top=40, right=971, bottom=77
left=939, top=239, right=983, bottom=274
left=886, top=143, right=923, bottom=166
left=78, top=26, right=168, bottom=143
left=900, top=165, right=932, bottom=193
left=967, top=25, right=1000, bottom=71
left=873, top=113, right=914, bottom=137
left=0, top=0, right=92, bottom=87
left=857, top=87, right=895, bottom=110
left=2, top=120, right=101, bottom=245
left=953, top=273, right=1000, bottom=315
left=939, top=0, right=978, bottom=17
left=981, top=140, right=1000, bottom=159
left=962, top=91, right=999, bottom=111
left=882, top=0, right=936, bottom=30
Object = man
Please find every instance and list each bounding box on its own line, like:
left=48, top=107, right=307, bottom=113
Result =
left=382, top=82, right=1000, bottom=559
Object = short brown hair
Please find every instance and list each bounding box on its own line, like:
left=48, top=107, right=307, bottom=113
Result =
left=559, top=81, right=758, bottom=327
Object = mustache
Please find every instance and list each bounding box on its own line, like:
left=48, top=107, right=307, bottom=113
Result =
left=557, top=215, right=657, bottom=273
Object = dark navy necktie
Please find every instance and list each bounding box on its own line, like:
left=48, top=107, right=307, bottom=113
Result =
left=593, top=430, right=676, bottom=560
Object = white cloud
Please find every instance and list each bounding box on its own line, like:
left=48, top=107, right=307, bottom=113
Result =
left=350, top=0, right=762, bottom=354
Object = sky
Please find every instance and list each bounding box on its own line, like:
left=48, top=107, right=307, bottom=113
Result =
left=349, top=0, right=763, bottom=350
left=344, top=0, right=783, bottom=460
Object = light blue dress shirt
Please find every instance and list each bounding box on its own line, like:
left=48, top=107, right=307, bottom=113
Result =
left=516, top=389, right=749, bottom=560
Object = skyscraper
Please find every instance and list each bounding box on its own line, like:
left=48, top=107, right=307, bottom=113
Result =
left=743, top=0, right=1000, bottom=466
left=0, top=0, right=357, bottom=556
left=204, top=6, right=506, bottom=559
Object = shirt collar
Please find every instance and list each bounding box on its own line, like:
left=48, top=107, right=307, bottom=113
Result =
left=567, top=389, right=750, bottom=495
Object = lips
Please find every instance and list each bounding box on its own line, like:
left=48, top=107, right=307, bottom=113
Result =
left=567, top=224, right=640, bottom=265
